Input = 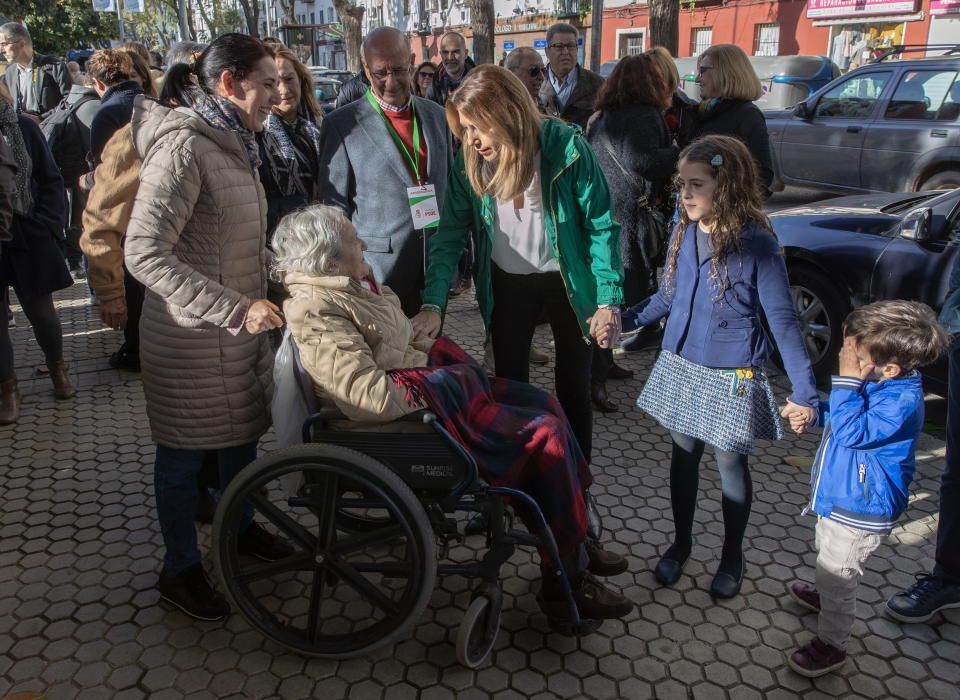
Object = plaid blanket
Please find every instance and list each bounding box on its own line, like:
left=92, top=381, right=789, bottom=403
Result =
left=388, top=337, right=591, bottom=561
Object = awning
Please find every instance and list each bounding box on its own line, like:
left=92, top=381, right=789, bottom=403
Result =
left=812, top=12, right=924, bottom=24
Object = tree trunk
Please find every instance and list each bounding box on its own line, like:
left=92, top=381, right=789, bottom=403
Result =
left=463, top=0, right=494, bottom=65
left=649, top=0, right=680, bottom=57
left=332, top=0, right=365, bottom=72
left=278, top=0, right=297, bottom=26
left=176, top=0, right=190, bottom=41
left=590, top=0, right=603, bottom=71
left=237, top=0, right=260, bottom=38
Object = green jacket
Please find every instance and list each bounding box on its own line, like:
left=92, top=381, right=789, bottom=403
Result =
left=422, top=118, right=623, bottom=336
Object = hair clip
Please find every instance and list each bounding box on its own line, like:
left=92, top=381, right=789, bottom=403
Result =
left=710, top=154, right=723, bottom=167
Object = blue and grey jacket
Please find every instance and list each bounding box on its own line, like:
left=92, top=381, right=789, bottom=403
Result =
left=803, top=373, right=925, bottom=533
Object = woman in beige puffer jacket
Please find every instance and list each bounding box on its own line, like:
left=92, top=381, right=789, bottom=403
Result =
left=124, top=34, right=290, bottom=622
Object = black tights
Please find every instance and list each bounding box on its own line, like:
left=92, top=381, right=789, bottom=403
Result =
left=665, top=431, right=751, bottom=574
left=0, top=291, right=64, bottom=382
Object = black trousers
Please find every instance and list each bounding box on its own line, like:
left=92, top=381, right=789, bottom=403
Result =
left=123, top=264, right=145, bottom=352
left=490, top=264, right=593, bottom=461
left=937, top=335, right=960, bottom=583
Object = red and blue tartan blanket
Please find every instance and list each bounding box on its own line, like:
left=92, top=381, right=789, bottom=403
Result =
left=388, top=336, right=591, bottom=559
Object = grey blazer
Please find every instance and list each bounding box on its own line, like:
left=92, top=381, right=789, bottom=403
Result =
left=2, top=54, right=72, bottom=118
left=317, top=95, right=453, bottom=316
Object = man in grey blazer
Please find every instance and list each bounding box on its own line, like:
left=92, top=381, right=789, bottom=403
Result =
left=317, top=27, right=453, bottom=317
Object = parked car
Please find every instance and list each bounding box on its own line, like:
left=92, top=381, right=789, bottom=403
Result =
left=309, top=67, right=353, bottom=85
left=766, top=52, right=960, bottom=194
left=313, top=77, right=342, bottom=114
left=771, top=187, right=960, bottom=393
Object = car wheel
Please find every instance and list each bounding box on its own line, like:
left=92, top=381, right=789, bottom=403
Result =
left=787, top=267, right=848, bottom=385
left=920, top=170, right=960, bottom=191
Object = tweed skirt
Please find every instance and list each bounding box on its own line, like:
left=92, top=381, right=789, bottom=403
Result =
left=637, top=350, right=783, bottom=454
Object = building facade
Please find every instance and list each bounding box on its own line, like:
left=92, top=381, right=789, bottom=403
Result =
left=265, top=0, right=347, bottom=67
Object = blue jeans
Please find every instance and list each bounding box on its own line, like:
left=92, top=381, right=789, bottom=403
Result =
left=155, top=441, right=257, bottom=576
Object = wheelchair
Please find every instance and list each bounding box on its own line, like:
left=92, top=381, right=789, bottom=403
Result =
left=212, top=335, right=602, bottom=668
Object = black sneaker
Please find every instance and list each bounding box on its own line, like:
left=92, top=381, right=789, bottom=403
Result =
left=886, top=574, right=960, bottom=623
left=238, top=521, right=296, bottom=562
left=158, top=564, right=230, bottom=621
left=109, top=344, right=141, bottom=372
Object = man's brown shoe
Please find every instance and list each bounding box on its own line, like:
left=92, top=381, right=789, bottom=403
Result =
left=585, top=539, right=629, bottom=576
left=539, top=572, right=634, bottom=621
left=0, top=378, right=21, bottom=425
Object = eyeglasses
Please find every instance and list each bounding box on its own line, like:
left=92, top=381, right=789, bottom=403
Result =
left=527, top=66, right=544, bottom=77
left=368, top=67, right=412, bottom=80
left=548, top=42, right=577, bottom=53
left=418, top=71, right=435, bottom=79
left=698, top=66, right=713, bottom=77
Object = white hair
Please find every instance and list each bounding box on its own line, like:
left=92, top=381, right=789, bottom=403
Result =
left=270, top=205, right=350, bottom=281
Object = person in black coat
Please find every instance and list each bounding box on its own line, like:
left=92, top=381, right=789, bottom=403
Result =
left=0, top=83, right=75, bottom=424
left=334, top=69, right=370, bottom=110
left=0, top=23, right=72, bottom=121
left=586, top=53, right=679, bottom=412
left=691, top=44, right=774, bottom=198
left=87, top=49, right=143, bottom=166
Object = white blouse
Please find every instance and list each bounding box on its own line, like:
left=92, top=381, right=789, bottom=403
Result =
left=490, top=156, right=560, bottom=275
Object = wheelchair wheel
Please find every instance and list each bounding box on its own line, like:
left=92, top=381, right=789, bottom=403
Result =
left=213, top=443, right=437, bottom=659
left=455, top=592, right=502, bottom=669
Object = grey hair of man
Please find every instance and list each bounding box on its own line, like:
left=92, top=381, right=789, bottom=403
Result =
left=270, top=205, right=350, bottom=281
left=0, top=22, right=31, bottom=44
left=504, top=46, right=542, bottom=71
left=165, top=41, right=208, bottom=69
left=361, top=26, right=411, bottom=64
left=545, top=22, right=579, bottom=44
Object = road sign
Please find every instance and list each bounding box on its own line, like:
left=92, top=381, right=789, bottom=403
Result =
left=533, top=39, right=547, bottom=49
left=503, top=41, right=516, bottom=50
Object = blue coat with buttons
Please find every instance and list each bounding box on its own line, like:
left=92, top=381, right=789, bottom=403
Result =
left=622, top=221, right=819, bottom=408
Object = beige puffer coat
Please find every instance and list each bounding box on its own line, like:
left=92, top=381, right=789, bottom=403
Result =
left=124, top=97, right=272, bottom=449
left=284, top=273, right=431, bottom=423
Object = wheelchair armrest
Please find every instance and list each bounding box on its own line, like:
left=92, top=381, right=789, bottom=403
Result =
left=397, top=409, right=438, bottom=424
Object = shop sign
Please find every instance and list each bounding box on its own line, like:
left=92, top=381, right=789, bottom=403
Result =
left=503, top=41, right=516, bottom=50
left=806, top=0, right=918, bottom=18
left=534, top=39, right=548, bottom=49
left=930, top=0, right=960, bottom=14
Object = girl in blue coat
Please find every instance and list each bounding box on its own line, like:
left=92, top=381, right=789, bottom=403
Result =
left=600, top=135, right=818, bottom=598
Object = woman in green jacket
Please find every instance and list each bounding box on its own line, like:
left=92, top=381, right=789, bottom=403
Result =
left=411, top=65, right=623, bottom=461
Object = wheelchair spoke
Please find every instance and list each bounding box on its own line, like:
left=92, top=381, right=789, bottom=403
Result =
left=235, top=552, right=314, bottom=584
left=327, top=559, right=400, bottom=617
left=249, top=491, right=317, bottom=551
left=316, top=474, right=340, bottom=549
left=329, top=524, right=405, bottom=557
left=306, top=565, right=325, bottom=644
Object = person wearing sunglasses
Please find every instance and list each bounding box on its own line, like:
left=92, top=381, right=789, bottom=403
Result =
left=539, top=23, right=604, bottom=130
left=505, top=47, right=546, bottom=109
left=413, top=60, right=436, bottom=98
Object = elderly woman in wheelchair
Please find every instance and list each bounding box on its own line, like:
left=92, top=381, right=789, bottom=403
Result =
left=211, top=204, right=632, bottom=666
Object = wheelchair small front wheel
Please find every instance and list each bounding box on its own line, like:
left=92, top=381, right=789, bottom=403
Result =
left=456, top=592, right=502, bottom=668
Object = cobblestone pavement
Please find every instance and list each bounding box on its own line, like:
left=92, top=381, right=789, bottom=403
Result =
left=1, top=282, right=958, bottom=700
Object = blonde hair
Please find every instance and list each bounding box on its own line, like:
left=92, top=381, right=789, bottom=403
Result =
left=647, top=46, right=679, bottom=95
left=698, top=44, right=762, bottom=102
left=272, top=45, right=323, bottom=120
left=445, top=65, right=542, bottom=202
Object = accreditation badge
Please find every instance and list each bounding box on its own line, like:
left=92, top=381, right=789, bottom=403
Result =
left=407, top=184, right=440, bottom=230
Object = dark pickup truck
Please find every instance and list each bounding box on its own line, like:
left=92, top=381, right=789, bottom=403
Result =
left=766, top=51, right=960, bottom=194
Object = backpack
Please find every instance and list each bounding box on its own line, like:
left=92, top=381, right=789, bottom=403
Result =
left=39, top=94, right=98, bottom=182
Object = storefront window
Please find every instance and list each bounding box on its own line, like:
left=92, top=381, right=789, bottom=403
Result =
left=754, top=23, right=779, bottom=56
left=829, top=23, right=905, bottom=72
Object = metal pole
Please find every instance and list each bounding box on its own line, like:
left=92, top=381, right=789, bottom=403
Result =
left=116, top=0, right=126, bottom=42
left=590, top=0, right=603, bottom=72
left=265, top=0, right=273, bottom=37
left=177, top=0, right=190, bottom=41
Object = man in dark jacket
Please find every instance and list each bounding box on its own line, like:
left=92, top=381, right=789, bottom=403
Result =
left=0, top=22, right=71, bottom=121
left=334, top=69, right=370, bottom=109
left=0, top=138, right=15, bottom=257
left=426, top=31, right=475, bottom=107
left=539, top=22, right=603, bottom=130
left=87, top=49, right=143, bottom=166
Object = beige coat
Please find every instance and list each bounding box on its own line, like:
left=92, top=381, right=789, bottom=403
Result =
left=284, top=273, right=431, bottom=423
left=124, top=97, right=272, bottom=449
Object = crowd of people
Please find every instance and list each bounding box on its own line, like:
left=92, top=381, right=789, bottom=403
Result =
left=0, top=19, right=958, bottom=680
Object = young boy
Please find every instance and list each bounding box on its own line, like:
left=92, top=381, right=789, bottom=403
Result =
left=785, top=300, right=950, bottom=677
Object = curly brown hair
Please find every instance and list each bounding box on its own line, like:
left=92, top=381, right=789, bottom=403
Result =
left=87, top=49, right=135, bottom=87
left=664, top=134, right=773, bottom=297
left=593, top=54, right=670, bottom=112
left=843, top=300, right=950, bottom=371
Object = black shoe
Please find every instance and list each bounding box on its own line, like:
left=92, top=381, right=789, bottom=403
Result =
left=109, top=344, right=141, bottom=372
left=238, top=522, right=296, bottom=562
left=591, top=383, right=618, bottom=413
left=711, top=558, right=745, bottom=599
left=585, top=539, right=629, bottom=576
left=195, top=487, right=217, bottom=525
left=158, top=564, right=230, bottom=621
left=886, top=574, right=960, bottom=623
left=606, top=362, right=634, bottom=380
left=654, top=549, right=690, bottom=586
left=464, top=511, right=489, bottom=536
left=620, top=328, right=661, bottom=353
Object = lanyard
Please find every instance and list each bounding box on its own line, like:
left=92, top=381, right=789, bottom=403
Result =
left=366, top=90, right=423, bottom=185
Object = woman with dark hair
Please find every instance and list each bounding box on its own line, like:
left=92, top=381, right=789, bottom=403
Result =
left=124, top=49, right=158, bottom=98
left=0, top=81, right=75, bottom=425
left=125, top=33, right=291, bottom=621
left=586, top=53, right=679, bottom=410
left=258, top=45, right=323, bottom=238
left=413, top=60, right=436, bottom=98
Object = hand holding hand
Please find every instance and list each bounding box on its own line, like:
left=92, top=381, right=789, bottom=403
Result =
left=589, top=308, right=620, bottom=350
left=780, top=400, right=816, bottom=435
left=99, top=297, right=128, bottom=331
left=410, top=310, right=442, bottom=341
left=839, top=336, right=874, bottom=380
left=244, top=300, right=283, bottom=335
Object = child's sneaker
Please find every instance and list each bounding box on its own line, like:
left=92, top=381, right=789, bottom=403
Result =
left=788, top=582, right=822, bottom=613
left=788, top=637, right=847, bottom=677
